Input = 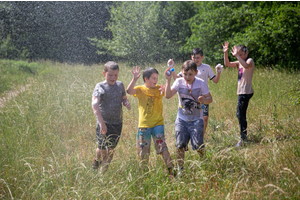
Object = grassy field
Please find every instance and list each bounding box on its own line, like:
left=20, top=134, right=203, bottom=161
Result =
left=0, top=59, right=299, bottom=199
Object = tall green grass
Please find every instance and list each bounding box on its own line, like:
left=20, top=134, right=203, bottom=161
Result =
left=0, top=60, right=299, bottom=199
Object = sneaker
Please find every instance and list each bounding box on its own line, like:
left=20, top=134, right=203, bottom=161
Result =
left=236, top=140, right=243, bottom=147
left=92, top=159, right=100, bottom=170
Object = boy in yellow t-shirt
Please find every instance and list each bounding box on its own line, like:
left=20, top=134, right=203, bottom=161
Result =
left=127, top=66, right=175, bottom=179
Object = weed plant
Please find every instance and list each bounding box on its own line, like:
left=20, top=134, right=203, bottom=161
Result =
left=0, top=60, right=299, bottom=199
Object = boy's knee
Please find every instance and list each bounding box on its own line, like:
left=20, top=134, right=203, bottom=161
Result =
left=176, top=142, right=187, bottom=150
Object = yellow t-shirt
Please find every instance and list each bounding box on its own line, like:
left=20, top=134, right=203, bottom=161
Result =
left=134, top=85, right=164, bottom=128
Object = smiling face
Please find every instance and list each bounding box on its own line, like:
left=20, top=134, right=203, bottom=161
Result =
left=144, top=73, right=158, bottom=88
left=191, top=54, right=204, bottom=66
left=103, top=69, right=119, bottom=85
left=182, top=69, right=198, bottom=85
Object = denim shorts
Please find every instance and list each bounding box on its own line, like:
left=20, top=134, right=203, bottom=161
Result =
left=175, top=118, right=204, bottom=150
left=137, top=125, right=168, bottom=157
left=96, top=123, right=122, bottom=150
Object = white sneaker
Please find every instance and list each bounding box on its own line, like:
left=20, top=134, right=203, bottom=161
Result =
left=236, top=140, right=243, bottom=147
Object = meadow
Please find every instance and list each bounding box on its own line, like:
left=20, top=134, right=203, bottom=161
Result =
left=0, top=60, right=299, bottom=199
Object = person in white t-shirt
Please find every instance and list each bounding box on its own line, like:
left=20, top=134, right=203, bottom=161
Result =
left=165, top=60, right=213, bottom=177
left=171, top=48, right=223, bottom=136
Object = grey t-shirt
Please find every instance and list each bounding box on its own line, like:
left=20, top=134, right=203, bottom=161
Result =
left=92, top=80, right=126, bottom=124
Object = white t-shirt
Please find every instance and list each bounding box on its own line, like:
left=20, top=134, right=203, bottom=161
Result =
left=178, top=63, right=216, bottom=84
left=171, top=77, right=210, bottom=122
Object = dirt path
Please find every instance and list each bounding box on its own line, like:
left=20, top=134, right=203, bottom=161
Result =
left=0, top=85, right=30, bottom=108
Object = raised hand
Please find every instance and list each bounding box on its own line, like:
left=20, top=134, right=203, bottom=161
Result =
left=231, top=45, right=238, bottom=57
left=222, top=41, right=229, bottom=53
left=131, top=66, right=141, bottom=80
left=159, top=84, right=165, bottom=95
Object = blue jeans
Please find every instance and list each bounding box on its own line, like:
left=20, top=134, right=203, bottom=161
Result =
left=175, top=118, right=204, bottom=150
left=237, top=93, right=253, bottom=140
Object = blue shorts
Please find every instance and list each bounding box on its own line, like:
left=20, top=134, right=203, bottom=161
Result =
left=96, top=123, right=122, bottom=150
left=175, top=118, right=204, bottom=150
left=137, top=125, right=168, bottom=157
left=202, top=104, right=209, bottom=117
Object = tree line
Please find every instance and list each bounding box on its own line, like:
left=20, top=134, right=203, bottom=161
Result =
left=0, top=1, right=113, bottom=64
left=1, top=1, right=299, bottom=69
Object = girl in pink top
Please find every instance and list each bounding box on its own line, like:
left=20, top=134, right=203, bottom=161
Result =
left=223, top=41, right=255, bottom=147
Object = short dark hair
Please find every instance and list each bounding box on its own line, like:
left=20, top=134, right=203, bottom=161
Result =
left=143, top=67, right=158, bottom=82
left=237, top=45, right=248, bottom=53
left=104, top=61, right=119, bottom=72
left=182, top=60, right=197, bottom=72
left=191, top=48, right=203, bottom=56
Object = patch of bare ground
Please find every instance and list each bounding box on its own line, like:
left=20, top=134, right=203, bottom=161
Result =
left=0, top=84, right=31, bottom=108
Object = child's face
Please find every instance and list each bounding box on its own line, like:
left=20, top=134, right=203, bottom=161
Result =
left=103, top=69, right=119, bottom=85
left=181, top=69, right=198, bottom=85
left=238, top=50, right=248, bottom=61
left=144, top=73, right=158, bottom=88
left=191, top=54, right=204, bottom=66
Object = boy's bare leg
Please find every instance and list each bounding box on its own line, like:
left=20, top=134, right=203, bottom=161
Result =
left=161, top=150, right=175, bottom=178
left=96, top=148, right=114, bottom=173
left=203, top=116, right=208, bottom=136
left=177, top=148, right=185, bottom=169
left=101, top=149, right=114, bottom=173
left=137, top=137, right=150, bottom=170
left=96, top=147, right=103, bottom=162
left=162, top=150, right=172, bottom=168
left=140, top=151, right=150, bottom=168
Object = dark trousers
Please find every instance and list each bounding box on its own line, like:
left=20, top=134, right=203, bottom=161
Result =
left=236, top=93, right=253, bottom=140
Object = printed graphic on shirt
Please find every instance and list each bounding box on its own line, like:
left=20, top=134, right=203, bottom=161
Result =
left=238, top=67, right=243, bottom=82
left=180, top=94, right=201, bottom=115
left=146, top=96, right=154, bottom=115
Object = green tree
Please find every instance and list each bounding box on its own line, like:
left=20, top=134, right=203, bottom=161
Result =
left=90, top=1, right=196, bottom=66
left=0, top=2, right=112, bottom=64
left=231, top=2, right=300, bottom=69
left=185, top=2, right=300, bottom=69
left=184, top=2, right=246, bottom=64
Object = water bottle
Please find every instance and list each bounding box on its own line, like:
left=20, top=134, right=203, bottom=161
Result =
left=166, top=59, right=175, bottom=76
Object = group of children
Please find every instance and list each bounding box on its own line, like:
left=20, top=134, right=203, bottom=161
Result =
left=91, top=41, right=255, bottom=179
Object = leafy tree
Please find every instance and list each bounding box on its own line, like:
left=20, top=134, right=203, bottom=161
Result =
left=0, top=35, right=29, bottom=60
left=231, top=2, right=300, bottom=69
left=185, top=2, right=300, bottom=69
left=0, top=2, right=112, bottom=64
left=183, top=2, right=246, bottom=64
left=90, top=1, right=196, bottom=66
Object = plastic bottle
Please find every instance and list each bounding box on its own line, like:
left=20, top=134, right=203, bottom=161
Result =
left=166, top=59, right=175, bottom=76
